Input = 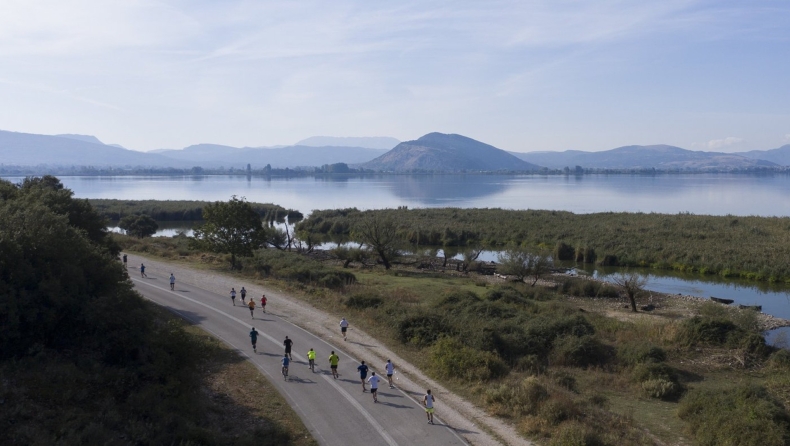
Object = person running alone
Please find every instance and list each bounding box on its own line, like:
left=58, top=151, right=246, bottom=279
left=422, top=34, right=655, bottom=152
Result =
left=140, top=263, right=147, bottom=278
left=283, top=336, right=293, bottom=360
left=329, top=351, right=340, bottom=379
left=230, top=288, right=236, bottom=306
left=240, top=287, right=247, bottom=305
left=307, top=348, right=316, bottom=372
left=385, top=359, right=395, bottom=388
left=169, top=273, right=175, bottom=290
left=122, top=254, right=127, bottom=268
left=358, top=361, right=369, bottom=392
left=260, top=294, right=267, bottom=313
left=339, top=317, right=349, bottom=341
left=248, top=298, right=256, bottom=318
left=250, top=327, right=259, bottom=353
left=423, top=389, right=436, bottom=424
left=281, top=354, right=290, bottom=380
left=367, top=372, right=381, bottom=403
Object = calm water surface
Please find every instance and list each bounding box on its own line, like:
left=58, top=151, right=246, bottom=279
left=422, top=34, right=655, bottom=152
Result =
left=6, top=173, right=789, bottom=216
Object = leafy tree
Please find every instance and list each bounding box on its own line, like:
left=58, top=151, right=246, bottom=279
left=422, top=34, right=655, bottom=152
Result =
left=497, top=248, right=553, bottom=286
left=611, top=271, right=648, bottom=312
left=191, top=196, right=265, bottom=269
left=352, top=213, right=400, bottom=269
left=119, top=214, right=159, bottom=238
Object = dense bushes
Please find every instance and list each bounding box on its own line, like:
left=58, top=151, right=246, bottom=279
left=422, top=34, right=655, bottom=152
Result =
left=678, top=385, right=790, bottom=446
left=89, top=199, right=298, bottom=223
left=297, top=207, right=790, bottom=282
left=252, top=249, right=355, bottom=289
left=430, top=337, right=509, bottom=381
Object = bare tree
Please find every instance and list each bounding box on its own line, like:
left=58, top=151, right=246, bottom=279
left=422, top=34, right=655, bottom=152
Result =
left=352, top=213, right=400, bottom=269
left=497, top=248, right=553, bottom=286
left=611, top=272, right=648, bottom=312
left=459, top=247, right=482, bottom=273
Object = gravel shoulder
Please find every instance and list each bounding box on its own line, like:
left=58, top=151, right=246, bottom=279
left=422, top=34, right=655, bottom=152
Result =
left=129, top=253, right=534, bottom=446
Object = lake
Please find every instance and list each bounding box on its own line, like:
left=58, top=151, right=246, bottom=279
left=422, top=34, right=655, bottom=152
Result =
left=5, top=172, right=790, bottom=216
left=7, top=173, right=790, bottom=343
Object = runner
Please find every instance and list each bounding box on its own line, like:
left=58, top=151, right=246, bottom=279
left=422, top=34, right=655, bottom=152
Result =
left=423, top=389, right=436, bottom=424
left=357, top=361, right=369, bottom=392
left=140, top=263, right=147, bottom=278
left=261, top=294, right=267, bottom=313
left=283, top=336, right=293, bottom=360
left=367, top=372, right=381, bottom=403
left=169, top=273, right=175, bottom=290
left=385, top=359, right=395, bottom=388
left=249, top=327, right=258, bottom=353
left=122, top=253, right=127, bottom=268
left=307, top=348, right=316, bottom=372
left=281, top=354, right=290, bottom=380
left=248, top=298, right=256, bottom=318
left=240, top=286, right=247, bottom=305
left=339, top=317, right=349, bottom=341
left=230, top=288, right=236, bottom=306
left=329, top=351, right=340, bottom=379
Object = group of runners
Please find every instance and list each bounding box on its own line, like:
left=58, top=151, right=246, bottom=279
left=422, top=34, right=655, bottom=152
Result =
left=125, top=254, right=438, bottom=424
left=230, top=287, right=267, bottom=318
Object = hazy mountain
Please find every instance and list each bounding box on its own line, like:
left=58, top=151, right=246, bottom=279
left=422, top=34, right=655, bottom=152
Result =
left=0, top=130, right=175, bottom=167
left=153, top=144, right=387, bottom=168
left=55, top=134, right=105, bottom=145
left=295, top=136, right=400, bottom=150
left=736, top=145, right=790, bottom=166
left=362, top=133, right=541, bottom=172
left=511, top=145, right=778, bottom=170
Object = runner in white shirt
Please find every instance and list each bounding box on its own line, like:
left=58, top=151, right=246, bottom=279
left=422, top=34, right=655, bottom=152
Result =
left=169, top=273, right=175, bottom=290
left=423, top=389, right=436, bottom=424
left=339, top=317, right=349, bottom=341
left=385, top=359, right=395, bottom=388
left=367, top=372, right=381, bottom=403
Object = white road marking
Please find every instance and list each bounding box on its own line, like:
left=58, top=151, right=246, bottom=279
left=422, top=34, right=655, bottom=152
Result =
left=132, top=277, right=399, bottom=446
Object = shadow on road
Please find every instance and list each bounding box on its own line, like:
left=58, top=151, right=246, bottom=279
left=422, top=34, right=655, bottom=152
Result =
left=376, top=401, right=413, bottom=409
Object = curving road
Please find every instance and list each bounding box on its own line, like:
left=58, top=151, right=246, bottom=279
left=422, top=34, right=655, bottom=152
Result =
left=131, top=266, right=469, bottom=446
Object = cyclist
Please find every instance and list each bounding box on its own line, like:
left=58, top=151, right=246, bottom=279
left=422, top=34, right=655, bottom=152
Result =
left=250, top=327, right=258, bottom=353
left=281, top=354, right=290, bottom=380
left=240, top=286, right=247, bottom=305
left=230, top=288, right=236, bottom=306
left=248, top=298, right=256, bottom=318
left=169, top=273, right=175, bottom=290
left=307, top=348, right=316, bottom=372
left=329, top=351, right=340, bottom=379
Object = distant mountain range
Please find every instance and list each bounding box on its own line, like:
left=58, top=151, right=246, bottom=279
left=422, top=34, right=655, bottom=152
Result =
left=362, top=133, right=541, bottom=172
left=2, top=128, right=789, bottom=172
left=512, top=144, right=782, bottom=170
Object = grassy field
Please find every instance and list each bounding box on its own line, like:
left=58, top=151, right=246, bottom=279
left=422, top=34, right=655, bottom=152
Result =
left=117, top=233, right=790, bottom=446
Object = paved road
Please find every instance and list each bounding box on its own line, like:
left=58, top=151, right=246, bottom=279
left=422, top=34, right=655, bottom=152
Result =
left=131, top=266, right=469, bottom=446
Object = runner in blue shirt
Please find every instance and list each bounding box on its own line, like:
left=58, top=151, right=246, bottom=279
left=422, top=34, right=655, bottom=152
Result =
left=281, top=355, right=290, bottom=380
left=357, top=360, right=369, bottom=392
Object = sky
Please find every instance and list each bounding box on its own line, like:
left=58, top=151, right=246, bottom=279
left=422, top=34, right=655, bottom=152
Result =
left=1, top=0, right=789, bottom=153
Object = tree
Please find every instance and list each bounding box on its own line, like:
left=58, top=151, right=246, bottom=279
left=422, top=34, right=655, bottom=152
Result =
left=497, top=248, right=553, bottom=286
left=119, top=214, right=159, bottom=238
left=352, top=213, right=400, bottom=269
left=611, top=271, right=648, bottom=312
left=191, top=196, right=265, bottom=269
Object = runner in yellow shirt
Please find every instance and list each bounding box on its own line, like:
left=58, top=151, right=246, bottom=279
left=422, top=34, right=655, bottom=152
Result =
left=328, top=351, right=340, bottom=379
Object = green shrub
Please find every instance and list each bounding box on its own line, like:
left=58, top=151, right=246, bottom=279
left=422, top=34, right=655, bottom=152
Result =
left=539, top=397, right=581, bottom=426
left=678, top=385, right=790, bottom=446
left=514, top=355, right=546, bottom=375
left=397, top=314, right=452, bottom=347
left=252, top=249, right=356, bottom=289
left=485, top=377, right=549, bottom=417
left=675, top=316, right=742, bottom=347
left=344, top=293, right=384, bottom=309
left=430, top=337, right=509, bottom=382
left=555, top=242, right=575, bottom=261
left=549, top=422, right=602, bottom=446
left=768, top=349, right=790, bottom=370
left=551, top=371, right=578, bottom=392
left=550, top=335, right=611, bottom=368
left=617, top=341, right=667, bottom=365
left=630, top=363, right=683, bottom=400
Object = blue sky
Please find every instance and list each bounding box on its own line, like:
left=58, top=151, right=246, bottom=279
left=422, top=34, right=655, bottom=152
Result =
left=1, top=0, right=788, bottom=152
